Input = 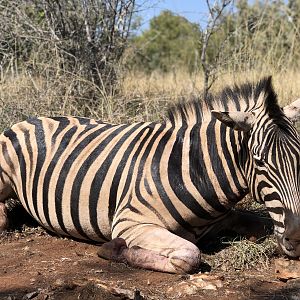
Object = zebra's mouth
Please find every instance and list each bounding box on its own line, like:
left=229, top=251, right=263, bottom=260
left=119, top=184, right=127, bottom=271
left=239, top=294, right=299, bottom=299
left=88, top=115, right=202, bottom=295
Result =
left=277, top=236, right=300, bottom=258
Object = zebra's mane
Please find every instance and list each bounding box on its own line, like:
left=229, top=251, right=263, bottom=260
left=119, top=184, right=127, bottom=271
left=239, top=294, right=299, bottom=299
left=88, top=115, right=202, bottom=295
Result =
left=167, top=76, right=284, bottom=126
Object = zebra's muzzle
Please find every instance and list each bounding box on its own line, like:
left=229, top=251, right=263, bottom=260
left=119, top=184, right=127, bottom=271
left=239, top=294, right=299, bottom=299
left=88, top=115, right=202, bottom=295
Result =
left=279, top=236, right=300, bottom=258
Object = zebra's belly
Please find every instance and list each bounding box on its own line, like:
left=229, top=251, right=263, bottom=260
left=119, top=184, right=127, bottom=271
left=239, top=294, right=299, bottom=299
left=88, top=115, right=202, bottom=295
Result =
left=18, top=192, right=111, bottom=243
left=41, top=220, right=108, bottom=243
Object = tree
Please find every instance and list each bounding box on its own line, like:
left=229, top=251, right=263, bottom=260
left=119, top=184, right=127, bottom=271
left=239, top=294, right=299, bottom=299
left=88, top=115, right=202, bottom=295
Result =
left=232, top=0, right=297, bottom=70
left=200, top=0, right=233, bottom=99
left=129, top=10, right=201, bottom=73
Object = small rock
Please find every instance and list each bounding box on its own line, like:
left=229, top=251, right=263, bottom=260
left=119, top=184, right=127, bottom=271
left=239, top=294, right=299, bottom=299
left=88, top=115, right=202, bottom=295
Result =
left=95, top=282, right=144, bottom=300
left=286, top=278, right=300, bottom=289
left=275, top=258, right=300, bottom=280
left=30, top=278, right=36, bottom=284
left=167, top=283, right=198, bottom=296
left=167, top=274, right=223, bottom=296
left=53, top=278, right=77, bottom=290
left=189, top=274, right=223, bottom=288
left=54, top=278, right=65, bottom=287
left=22, top=291, right=39, bottom=300
left=61, top=257, right=71, bottom=262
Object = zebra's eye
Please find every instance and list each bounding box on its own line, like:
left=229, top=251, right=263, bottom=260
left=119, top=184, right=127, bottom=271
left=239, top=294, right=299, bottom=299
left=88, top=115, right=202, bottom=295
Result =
left=253, top=154, right=265, bottom=167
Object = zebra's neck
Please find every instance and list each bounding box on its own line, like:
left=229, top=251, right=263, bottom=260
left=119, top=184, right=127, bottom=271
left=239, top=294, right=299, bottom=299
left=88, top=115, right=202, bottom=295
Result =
left=174, top=120, right=249, bottom=213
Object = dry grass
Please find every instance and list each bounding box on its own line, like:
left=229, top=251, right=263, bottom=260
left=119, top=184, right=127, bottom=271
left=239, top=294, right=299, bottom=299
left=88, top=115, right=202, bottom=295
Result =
left=123, top=69, right=300, bottom=106
left=1, top=69, right=299, bottom=132
left=204, top=236, right=278, bottom=272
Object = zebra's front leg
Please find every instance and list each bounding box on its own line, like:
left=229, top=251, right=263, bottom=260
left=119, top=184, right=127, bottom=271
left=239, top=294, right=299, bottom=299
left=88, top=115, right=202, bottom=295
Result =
left=203, top=209, right=270, bottom=241
left=0, top=203, right=8, bottom=232
left=97, top=225, right=201, bottom=274
left=225, top=209, right=271, bottom=240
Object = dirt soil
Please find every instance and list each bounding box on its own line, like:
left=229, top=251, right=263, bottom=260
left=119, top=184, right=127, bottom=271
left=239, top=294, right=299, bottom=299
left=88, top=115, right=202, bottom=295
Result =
left=1, top=227, right=300, bottom=300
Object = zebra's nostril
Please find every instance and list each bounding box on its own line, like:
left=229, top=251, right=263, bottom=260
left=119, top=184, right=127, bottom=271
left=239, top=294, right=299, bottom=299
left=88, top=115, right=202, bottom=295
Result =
left=283, top=237, right=294, bottom=251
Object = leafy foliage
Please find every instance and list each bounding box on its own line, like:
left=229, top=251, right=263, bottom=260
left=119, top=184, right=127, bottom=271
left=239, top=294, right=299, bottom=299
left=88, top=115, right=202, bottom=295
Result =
left=129, top=10, right=201, bottom=73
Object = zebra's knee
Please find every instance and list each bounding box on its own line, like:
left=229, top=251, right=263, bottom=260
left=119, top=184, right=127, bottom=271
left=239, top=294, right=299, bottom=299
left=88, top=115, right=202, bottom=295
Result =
left=169, top=246, right=201, bottom=274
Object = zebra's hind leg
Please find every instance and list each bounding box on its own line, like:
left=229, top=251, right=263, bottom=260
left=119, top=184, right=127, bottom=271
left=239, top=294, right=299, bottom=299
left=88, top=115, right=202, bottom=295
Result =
left=98, top=226, right=201, bottom=274
left=0, top=203, right=8, bottom=232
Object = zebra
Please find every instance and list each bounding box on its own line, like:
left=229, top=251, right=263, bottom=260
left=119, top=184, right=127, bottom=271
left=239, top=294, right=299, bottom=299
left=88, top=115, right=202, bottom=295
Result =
left=0, top=76, right=299, bottom=274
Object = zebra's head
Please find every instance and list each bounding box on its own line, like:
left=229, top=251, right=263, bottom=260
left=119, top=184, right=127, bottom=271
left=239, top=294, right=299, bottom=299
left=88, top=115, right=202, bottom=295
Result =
left=212, top=77, right=300, bottom=257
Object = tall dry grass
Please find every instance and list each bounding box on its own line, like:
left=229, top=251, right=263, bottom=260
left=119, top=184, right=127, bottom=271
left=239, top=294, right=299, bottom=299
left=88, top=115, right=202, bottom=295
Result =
left=123, top=70, right=300, bottom=105
left=0, top=69, right=299, bottom=133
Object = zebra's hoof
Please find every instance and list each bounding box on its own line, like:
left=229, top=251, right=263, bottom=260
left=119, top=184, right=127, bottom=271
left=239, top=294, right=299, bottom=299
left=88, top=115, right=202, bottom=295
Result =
left=97, top=238, right=127, bottom=262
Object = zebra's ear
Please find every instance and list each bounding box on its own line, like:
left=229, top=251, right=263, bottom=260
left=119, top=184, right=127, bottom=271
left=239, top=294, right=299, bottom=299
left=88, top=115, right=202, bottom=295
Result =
left=211, top=110, right=255, bottom=132
left=283, top=98, right=300, bottom=123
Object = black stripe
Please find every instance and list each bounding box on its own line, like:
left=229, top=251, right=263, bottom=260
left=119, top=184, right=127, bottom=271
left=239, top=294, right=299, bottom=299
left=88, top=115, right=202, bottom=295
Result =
left=108, top=125, right=152, bottom=223
left=263, top=191, right=281, bottom=203
left=168, top=126, right=213, bottom=220
left=75, top=117, right=94, bottom=125
left=86, top=123, right=145, bottom=238
left=143, top=178, right=152, bottom=196
left=0, top=141, right=16, bottom=176
left=22, top=129, right=34, bottom=180
left=0, top=166, right=15, bottom=192
left=112, top=124, right=164, bottom=234
left=189, top=125, right=227, bottom=212
left=112, top=218, right=142, bottom=238
left=272, top=219, right=284, bottom=228
left=151, top=126, right=196, bottom=233
left=69, top=124, right=128, bottom=240
left=267, top=207, right=283, bottom=214
left=207, top=120, right=241, bottom=204
left=224, top=126, right=247, bottom=191
left=3, top=129, right=32, bottom=215
left=115, top=124, right=158, bottom=213
left=51, top=126, right=83, bottom=233
left=26, top=118, right=51, bottom=224
left=0, top=142, right=16, bottom=191
left=50, top=117, right=70, bottom=146
left=133, top=127, right=173, bottom=228
left=50, top=124, right=112, bottom=236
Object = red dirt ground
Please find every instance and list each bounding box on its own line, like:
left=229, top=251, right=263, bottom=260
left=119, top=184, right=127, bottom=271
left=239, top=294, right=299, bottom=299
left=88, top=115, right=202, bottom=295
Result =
left=1, top=228, right=300, bottom=300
